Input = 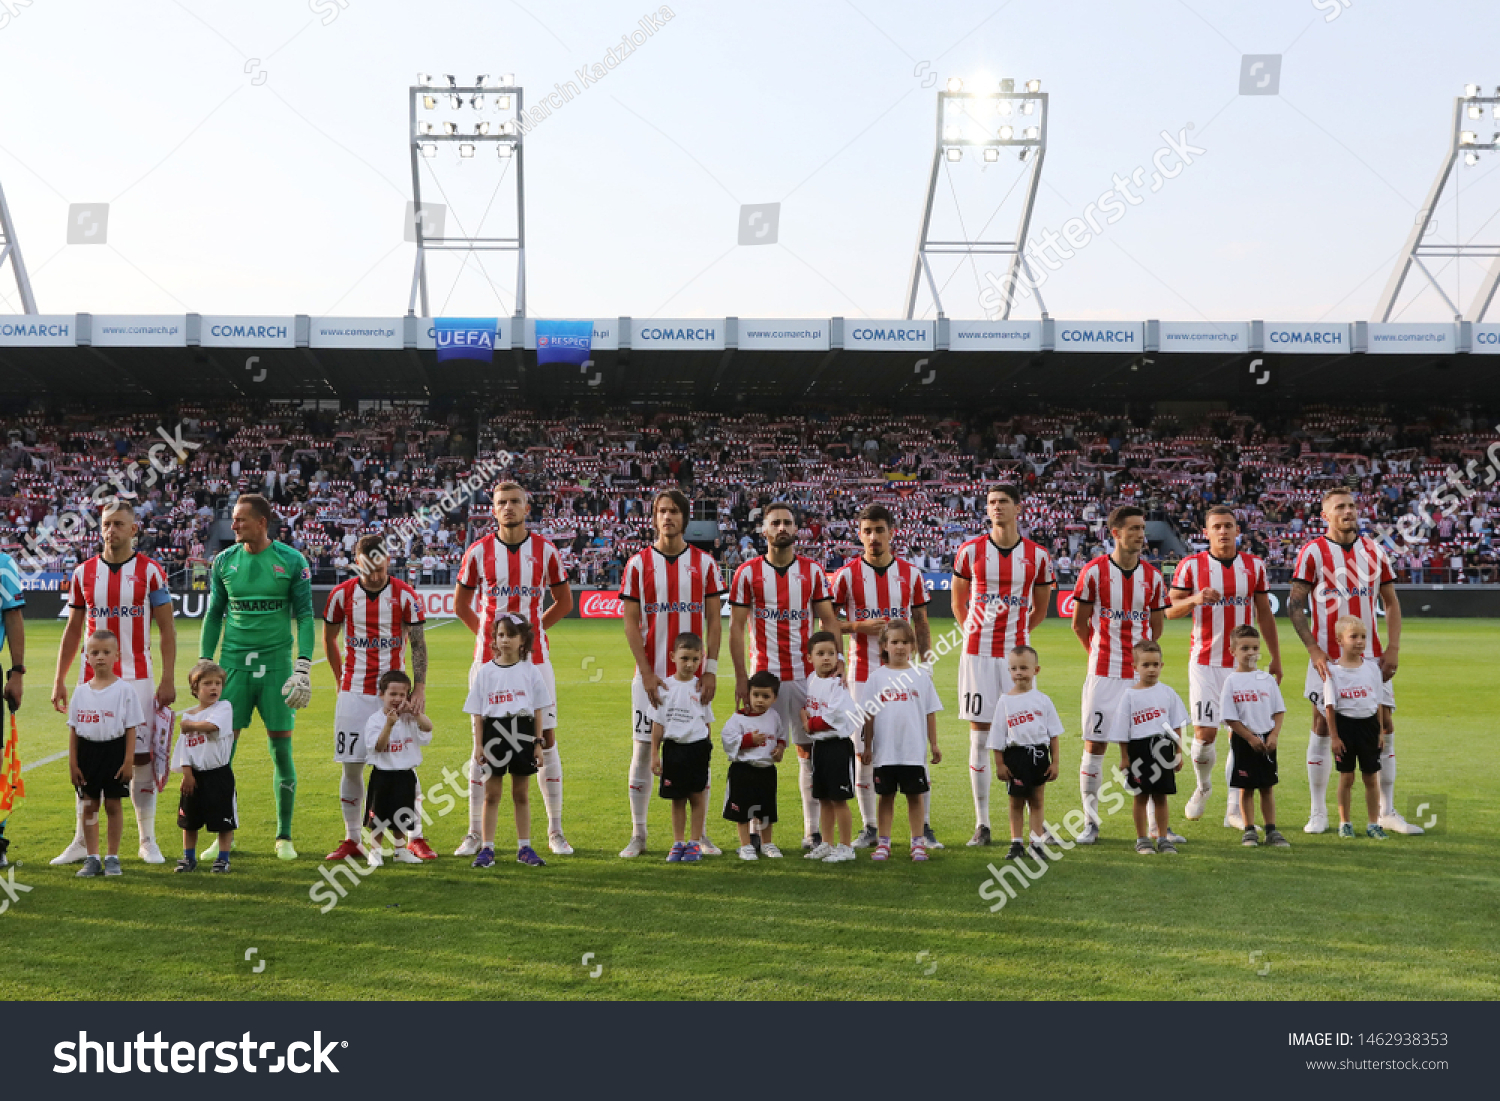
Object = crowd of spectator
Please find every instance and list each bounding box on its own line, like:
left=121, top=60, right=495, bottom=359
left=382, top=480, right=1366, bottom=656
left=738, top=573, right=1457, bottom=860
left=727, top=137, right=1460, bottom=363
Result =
left=1, top=398, right=1497, bottom=590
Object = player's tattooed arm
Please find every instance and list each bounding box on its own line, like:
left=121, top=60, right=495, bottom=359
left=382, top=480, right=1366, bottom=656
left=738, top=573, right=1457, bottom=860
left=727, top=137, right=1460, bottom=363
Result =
left=407, top=622, right=428, bottom=685
left=1288, top=579, right=1317, bottom=651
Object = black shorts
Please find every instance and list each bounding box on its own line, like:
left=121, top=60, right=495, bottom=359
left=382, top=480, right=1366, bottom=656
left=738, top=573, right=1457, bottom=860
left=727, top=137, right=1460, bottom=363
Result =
left=1229, top=733, right=1278, bottom=790
left=873, top=764, right=929, bottom=797
left=811, top=737, right=856, bottom=802
left=1003, top=744, right=1052, bottom=797
left=177, top=764, right=238, bottom=833
left=365, top=768, right=420, bottom=832
left=722, top=761, right=777, bottom=823
left=74, top=736, right=129, bottom=801
left=480, top=715, right=540, bottom=777
left=1125, top=734, right=1180, bottom=797
left=659, top=738, right=711, bottom=798
left=1334, top=715, right=1382, bottom=774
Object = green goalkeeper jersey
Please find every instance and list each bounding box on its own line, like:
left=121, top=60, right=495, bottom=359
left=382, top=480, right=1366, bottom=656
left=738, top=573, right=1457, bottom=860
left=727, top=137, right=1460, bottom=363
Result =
left=200, top=539, right=315, bottom=661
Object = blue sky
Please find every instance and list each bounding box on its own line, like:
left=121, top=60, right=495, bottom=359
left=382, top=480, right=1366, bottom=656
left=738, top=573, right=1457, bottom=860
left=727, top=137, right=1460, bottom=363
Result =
left=1, top=0, right=1497, bottom=322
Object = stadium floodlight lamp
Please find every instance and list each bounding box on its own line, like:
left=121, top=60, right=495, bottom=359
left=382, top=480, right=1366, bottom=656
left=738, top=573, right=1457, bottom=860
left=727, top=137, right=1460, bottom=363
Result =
left=945, top=147, right=963, bottom=161
left=1465, top=83, right=1481, bottom=97
left=501, top=72, right=515, bottom=86
left=1021, top=100, right=1035, bottom=115
left=998, top=125, right=1014, bottom=140
left=421, top=94, right=437, bottom=110
left=416, top=121, right=434, bottom=135
left=458, top=143, right=476, bottom=158
left=1494, top=104, right=1500, bottom=119
left=983, top=147, right=1000, bottom=162
left=997, top=100, right=1013, bottom=116
left=1025, top=79, right=1041, bottom=93
left=1469, top=104, right=1484, bottom=119
left=1023, top=126, right=1039, bottom=140
left=999, top=77, right=1015, bottom=93
left=470, top=94, right=485, bottom=109
left=947, top=77, right=964, bottom=93
left=476, top=73, right=490, bottom=86
left=448, top=94, right=463, bottom=109
left=445, top=74, right=458, bottom=88
left=497, top=142, right=514, bottom=158
left=495, top=94, right=512, bottom=110
left=416, top=73, right=434, bottom=87
left=419, top=142, right=437, bottom=157
left=442, top=121, right=458, bottom=135
left=499, top=120, right=517, bottom=136
left=475, top=121, right=492, bottom=135
left=1460, top=131, right=1478, bottom=145
left=1465, top=152, right=1480, bottom=165
left=1018, top=148, right=1031, bottom=162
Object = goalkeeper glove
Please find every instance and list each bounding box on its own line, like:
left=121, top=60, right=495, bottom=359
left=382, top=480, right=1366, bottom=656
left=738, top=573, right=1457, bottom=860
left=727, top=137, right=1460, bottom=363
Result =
left=282, top=657, right=313, bottom=710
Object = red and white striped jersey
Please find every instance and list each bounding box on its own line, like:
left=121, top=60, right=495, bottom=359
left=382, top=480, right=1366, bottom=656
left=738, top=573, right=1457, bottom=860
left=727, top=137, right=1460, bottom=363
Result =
left=831, top=556, right=929, bottom=682
left=1292, top=535, right=1394, bottom=659
left=619, top=544, right=726, bottom=680
left=952, top=535, right=1055, bottom=657
left=1073, top=555, right=1169, bottom=679
left=458, top=532, right=566, bottom=664
left=730, top=554, right=831, bottom=681
left=1170, top=551, right=1269, bottom=667
left=323, top=577, right=425, bottom=695
left=69, top=554, right=170, bottom=682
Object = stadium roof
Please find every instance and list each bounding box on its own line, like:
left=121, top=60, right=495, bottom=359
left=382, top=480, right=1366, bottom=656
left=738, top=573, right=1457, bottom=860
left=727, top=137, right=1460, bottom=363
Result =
left=2, top=314, right=1498, bottom=407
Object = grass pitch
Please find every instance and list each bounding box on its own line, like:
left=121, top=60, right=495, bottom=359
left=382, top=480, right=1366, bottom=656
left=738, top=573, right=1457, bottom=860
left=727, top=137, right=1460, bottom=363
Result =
left=2, top=616, right=1496, bottom=1001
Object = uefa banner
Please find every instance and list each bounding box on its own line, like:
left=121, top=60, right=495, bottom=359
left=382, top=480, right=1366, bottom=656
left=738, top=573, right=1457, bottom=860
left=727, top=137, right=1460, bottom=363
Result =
left=434, top=317, right=498, bottom=362
left=535, top=319, right=593, bottom=366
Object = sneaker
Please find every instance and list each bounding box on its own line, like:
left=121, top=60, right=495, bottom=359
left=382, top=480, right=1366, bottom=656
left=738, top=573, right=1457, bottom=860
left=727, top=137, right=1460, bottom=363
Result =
left=618, top=834, right=647, bottom=859
left=454, top=832, right=484, bottom=857
left=393, top=846, right=423, bottom=864
left=804, top=841, right=833, bottom=860
left=1134, top=837, right=1155, bottom=855
left=1031, top=842, right=1050, bottom=861
left=274, top=838, right=298, bottom=861
left=367, top=848, right=384, bottom=868
left=517, top=845, right=547, bottom=866
left=325, top=839, right=365, bottom=861
left=1242, top=826, right=1260, bottom=847
left=1223, top=807, right=1246, bottom=830
left=471, top=848, right=496, bottom=868
left=1266, top=828, right=1291, bottom=848
left=51, top=838, right=90, bottom=866
left=923, top=825, right=944, bottom=850
left=967, top=825, right=993, bottom=847
left=547, top=832, right=574, bottom=856
left=911, top=841, right=929, bottom=862
left=76, top=855, right=103, bottom=877
left=1338, top=823, right=1356, bottom=839
left=823, top=844, right=856, bottom=863
left=1004, top=840, right=1026, bottom=860
left=761, top=843, right=784, bottom=859
left=801, top=832, right=821, bottom=852
left=1378, top=812, right=1424, bottom=836
left=681, top=842, right=702, bottom=863
left=1079, top=821, right=1100, bottom=845
left=667, top=841, right=687, bottom=863
left=211, top=856, right=231, bottom=873
left=407, top=837, right=439, bottom=861
left=174, top=856, right=197, bottom=873
left=103, top=855, right=123, bottom=876
left=871, top=842, right=890, bottom=862
left=1156, top=837, right=1178, bottom=854
left=1183, top=787, right=1208, bottom=820
left=1365, top=824, right=1389, bottom=840
left=737, top=845, right=758, bottom=861
left=1160, top=828, right=1186, bottom=845
left=138, top=840, right=165, bottom=865
left=695, top=836, right=721, bottom=856
left=852, top=825, right=879, bottom=849
left=1304, top=811, right=1329, bottom=835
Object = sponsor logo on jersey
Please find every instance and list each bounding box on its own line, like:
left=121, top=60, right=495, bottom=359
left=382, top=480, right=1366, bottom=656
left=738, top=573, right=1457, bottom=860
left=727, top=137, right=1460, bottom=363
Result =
left=754, top=606, right=810, bottom=622
left=647, top=599, right=704, bottom=615
left=977, top=593, right=1029, bottom=607
left=1232, top=690, right=1262, bottom=705
left=349, top=637, right=402, bottom=650
left=496, top=583, right=548, bottom=599
left=1131, top=707, right=1166, bottom=726
left=88, top=605, right=148, bottom=618
left=1207, top=595, right=1255, bottom=607
left=854, top=606, right=906, bottom=620
left=1006, top=709, right=1042, bottom=728
left=1101, top=608, right=1153, bottom=621
left=229, top=598, right=286, bottom=612
left=486, top=689, right=526, bottom=705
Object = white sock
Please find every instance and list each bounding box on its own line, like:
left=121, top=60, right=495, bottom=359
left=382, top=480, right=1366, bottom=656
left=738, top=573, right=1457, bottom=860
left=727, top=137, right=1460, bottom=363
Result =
left=1307, top=730, right=1332, bottom=816
left=1378, top=729, right=1396, bottom=818
left=699, top=775, right=712, bottom=840
left=518, top=837, right=530, bottom=850
left=798, top=754, right=819, bottom=836
left=1146, top=800, right=1158, bottom=833
left=1190, top=738, right=1216, bottom=794
left=855, top=759, right=876, bottom=828
left=410, top=779, right=424, bottom=839
left=628, top=740, right=651, bottom=833
left=71, top=795, right=87, bottom=847
left=340, top=762, right=365, bottom=841
left=1080, top=751, right=1105, bottom=825
left=540, top=742, right=563, bottom=833
left=130, top=773, right=157, bottom=846
left=969, top=728, right=992, bottom=829
left=467, top=757, right=486, bottom=837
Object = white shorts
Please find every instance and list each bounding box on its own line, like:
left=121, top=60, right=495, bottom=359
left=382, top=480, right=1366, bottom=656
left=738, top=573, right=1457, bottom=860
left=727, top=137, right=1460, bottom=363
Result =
left=957, top=652, right=1014, bottom=724
left=334, top=690, right=382, bottom=763
left=1187, top=664, right=1234, bottom=730
left=1081, top=673, right=1132, bottom=743
left=630, top=674, right=656, bottom=743
left=849, top=678, right=881, bottom=753
left=473, top=658, right=558, bottom=731
left=773, top=676, right=809, bottom=746
left=1304, top=657, right=1395, bottom=712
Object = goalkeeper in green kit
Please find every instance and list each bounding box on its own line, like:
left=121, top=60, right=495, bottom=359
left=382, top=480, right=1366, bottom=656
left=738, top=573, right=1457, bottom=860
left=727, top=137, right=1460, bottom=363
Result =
left=199, top=494, right=316, bottom=860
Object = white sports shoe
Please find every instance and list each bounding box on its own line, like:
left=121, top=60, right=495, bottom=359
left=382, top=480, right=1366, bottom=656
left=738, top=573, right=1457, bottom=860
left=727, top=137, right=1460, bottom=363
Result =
left=454, top=833, right=483, bottom=857
left=761, top=843, right=784, bottom=859
left=548, top=831, right=574, bottom=855
left=393, top=846, right=422, bottom=864
left=618, top=834, right=647, bottom=858
left=1304, top=811, right=1329, bottom=835
left=1183, top=788, right=1208, bottom=821
left=695, top=836, right=722, bottom=856
left=50, top=838, right=90, bottom=865
left=823, top=844, right=856, bottom=863
left=737, top=845, right=758, bottom=861
left=1378, top=812, right=1424, bottom=836
left=804, top=841, right=833, bottom=860
left=138, top=840, right=166, bottom=865
left=1223, top=808, right=1246, bottom=830
left=367, top=848, right=384, bottom=868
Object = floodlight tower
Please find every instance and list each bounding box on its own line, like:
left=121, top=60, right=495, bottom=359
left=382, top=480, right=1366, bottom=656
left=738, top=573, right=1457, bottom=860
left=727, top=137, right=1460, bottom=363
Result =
left=1373, top=83, right=1500, bottom=323
left=407, top=73, right=526, bottom=317
left=904, top=76, right=1049, bottom=320
left=0, top=176, right=37, bottom=314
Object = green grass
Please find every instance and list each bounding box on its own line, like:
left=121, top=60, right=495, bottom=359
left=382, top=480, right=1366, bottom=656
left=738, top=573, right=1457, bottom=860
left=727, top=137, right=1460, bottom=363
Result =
left=3, top=617, right=1497, bottom=1001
